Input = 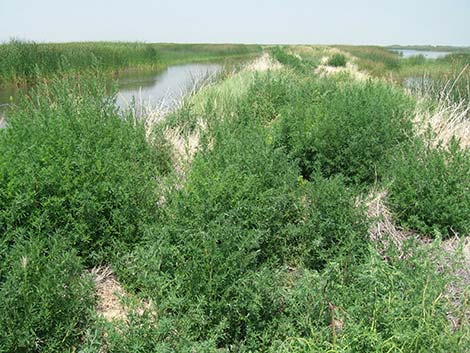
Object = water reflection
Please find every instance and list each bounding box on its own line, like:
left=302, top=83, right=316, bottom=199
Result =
left=0, top=63, right=222, bottom=122
left=116, top=63, right=221, bottom=111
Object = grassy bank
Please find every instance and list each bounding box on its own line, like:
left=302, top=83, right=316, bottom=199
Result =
left=0, top=49, right=468, bottom=352
left=0, top=40, right=262, bottom=86
left=338, top=45, right=470, bottom=105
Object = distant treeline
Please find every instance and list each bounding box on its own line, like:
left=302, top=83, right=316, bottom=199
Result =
left=0, top=40, right=262, bottom=85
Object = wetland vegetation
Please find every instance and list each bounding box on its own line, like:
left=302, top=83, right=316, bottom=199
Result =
left=0, top=40, right=261, bottom=86
left=0, top=42, right=468, bottom=352
left=339, top=45, right=470, bottom=105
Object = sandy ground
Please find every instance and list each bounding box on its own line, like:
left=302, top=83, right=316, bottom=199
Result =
left=90, top=266, right=128, bottom=321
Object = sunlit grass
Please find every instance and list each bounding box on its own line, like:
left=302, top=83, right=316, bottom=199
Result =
left=0, top=39, right=262, bottom=85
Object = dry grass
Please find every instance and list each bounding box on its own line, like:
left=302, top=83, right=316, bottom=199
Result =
left=89, top=266, right=156, bottom=323
left=414, top=98, right=470, bottom=149
left=364, top=190, right=412, bottom=258
left=164, top=122, right=205, bottom=177
left=409, top=66, right=470, bottom=150
left=244, top=52, right=282, bottom=72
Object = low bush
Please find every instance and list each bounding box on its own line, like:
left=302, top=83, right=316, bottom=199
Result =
left=237, top=72, right=292, bottom=125
left=114, top=101, right=368, bottom=349
left=112, top=240, right=465, bottom=352
left=270, top=241, right=466, bottom=353
left=271, top=47, right=315, bottom=72
left=327, top=53, right=347, bottom=67
left=0, top=73, right=172, bottom=264
left=0, top=238, right=95, bottom=352
left=387, top=139, right=470, bottom=237
left=273, top=77, right=415, bottom=185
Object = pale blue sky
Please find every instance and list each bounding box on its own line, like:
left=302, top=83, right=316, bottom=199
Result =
left=0, top=0, right=468, bottom=45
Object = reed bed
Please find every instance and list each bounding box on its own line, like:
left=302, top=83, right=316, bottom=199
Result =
left=0, top=39, right=262, bottom=85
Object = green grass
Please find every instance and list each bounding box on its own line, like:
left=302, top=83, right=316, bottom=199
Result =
left=397, top=53, right=470, bottom=106
left=337, top=45, right=402, bottom=75
left=0, top=40, right=262, bottom=86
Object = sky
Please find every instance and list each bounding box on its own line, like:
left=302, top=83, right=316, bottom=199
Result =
left=0, top=0, right=468, bottom=45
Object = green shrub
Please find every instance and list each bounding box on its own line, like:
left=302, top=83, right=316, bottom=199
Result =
left=0, top=73, right=172, bottom=264
left=237, top=72, right=292, bottom=125
left=295, top=175, right=368, bottom=270
left=270, top=241, right=466, bottom=353
left=74, top=67, right=464, bottom=353
left=388, top=139, right=470, bottom=236
left=116, top=123, right=299, bottom=347
left=271, top=47, right=315, bottom=72
left=0, top=238, right=94, bottom=352
left=81, top=310, right=219, bottom=353
left=114, top=104, right=368, bottom=349
left=115, top=239, right=464, bottom=352
left=327, top=53, right=347, bottom=67
left=273, top=78, right=415, bottom=185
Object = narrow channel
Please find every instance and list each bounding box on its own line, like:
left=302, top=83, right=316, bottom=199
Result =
left=0, top=62, right=222, bottom=123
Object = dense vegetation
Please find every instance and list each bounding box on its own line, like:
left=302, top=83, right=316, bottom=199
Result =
left=0, top=73, right=172, bottom=265
left=0, top=238, right=94, bottom=352
left=0, top=40, right=262, bottom=85
left=387, top=139, right=470, bottom=236
left=268, top=75, right=414, bottom=184
left=338, top=45, right=470, bottom=105
left=327, top=53, right=347, bottom=67
left=0, top=45, right=468, bottom=352
left=0, top=73, right=172, bottom=350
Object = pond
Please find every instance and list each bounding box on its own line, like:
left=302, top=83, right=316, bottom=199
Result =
left=0, top=62, right=222, bottom=122
left=390, top=49, right=451, bottom=59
